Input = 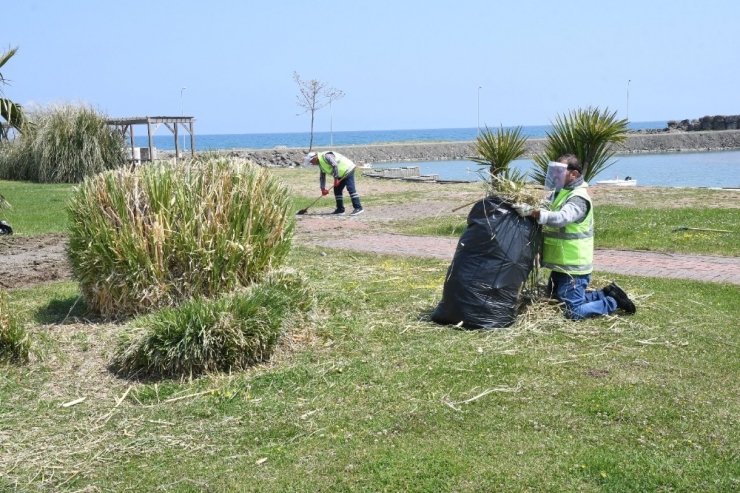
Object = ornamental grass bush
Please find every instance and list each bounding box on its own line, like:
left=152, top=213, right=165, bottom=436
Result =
left=0, top=289, right=30, bottom=364
left=67, top=156, right=295, bottom=318
left=0, top=102, right=126, bottom=183
left=111, top=268, right=315, bottom=378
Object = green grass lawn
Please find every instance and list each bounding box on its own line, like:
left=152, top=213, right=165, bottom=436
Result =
left=1, top=179, right=74, bottom=235
left=598, top=205, right=740, bottom=255
left=2, top=176, right=740, bottom=491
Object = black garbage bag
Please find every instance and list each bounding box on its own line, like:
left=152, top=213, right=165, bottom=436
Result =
left=432, top=196, right=540, bottom=329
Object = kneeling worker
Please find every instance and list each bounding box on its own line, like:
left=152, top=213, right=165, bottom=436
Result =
left=305, top=151, right=364, bottom=215
left=516, top=154, right=636, bottom=320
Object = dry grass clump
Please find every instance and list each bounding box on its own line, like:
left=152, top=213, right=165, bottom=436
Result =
left=483, top=174, right=548, bottom=208
left=0, top=102, right=126, bottom=183
left=111, top=268, right=316, bottom=379
left=0, top=288, right=30, bottom=363
left=67, top=156, right=295, bottom=318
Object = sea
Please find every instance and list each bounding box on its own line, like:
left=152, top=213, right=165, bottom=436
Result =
left=135, top=121, right=740, bottom=188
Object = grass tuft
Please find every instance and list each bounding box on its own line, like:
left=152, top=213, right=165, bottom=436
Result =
left=111, top=268, right=316, bottom=378
left=0, top=288, right=30, bottom=364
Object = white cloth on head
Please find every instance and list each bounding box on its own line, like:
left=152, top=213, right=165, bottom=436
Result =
left=304, top=151, right=317, bottom=167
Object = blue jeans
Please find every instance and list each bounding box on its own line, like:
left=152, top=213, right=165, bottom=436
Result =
left=334, top=170, right=362, bottom=212
left=548, top=272, right=617, bottom=320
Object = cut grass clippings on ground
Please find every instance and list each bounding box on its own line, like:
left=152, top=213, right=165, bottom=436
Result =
left=3, top=246, right=740, bottom=491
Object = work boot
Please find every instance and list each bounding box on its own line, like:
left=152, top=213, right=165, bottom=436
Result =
left=603, top=282, right=636, bottom=314
left=331, top=208, right=345, bottom=215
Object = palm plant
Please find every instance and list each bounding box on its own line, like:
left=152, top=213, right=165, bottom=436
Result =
left=531, top=107, right=629, bottom=184
left=470, top=125, right=528, bottom=185
left=0, top=46, right=28, bottom=140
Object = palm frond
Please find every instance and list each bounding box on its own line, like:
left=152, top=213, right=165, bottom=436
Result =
left=470, top=125, right=528, bottom=177
left=532, top=107, right=628, bottom=183
left=0, top=47, right=28, bottom=139
left=0, top=98, right=27, bottom=137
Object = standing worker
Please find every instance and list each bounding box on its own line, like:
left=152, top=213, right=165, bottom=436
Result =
left=515, top=154, right=636, bottom=320
left=305, top=151, right=364, bottom=215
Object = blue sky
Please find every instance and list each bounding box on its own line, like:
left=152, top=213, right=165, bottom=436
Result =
left=3, top=0, right=739, bottom=135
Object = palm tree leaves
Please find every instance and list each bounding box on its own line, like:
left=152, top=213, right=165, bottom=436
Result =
left=0, top=99, right=26, bottom=139
left=471, top=125, right=528, bottom=183
left=0, top=46, right=19, bottom=83
left=532, top=107, right=629, bottom=184
left=0, top=46, right=28, bottom=140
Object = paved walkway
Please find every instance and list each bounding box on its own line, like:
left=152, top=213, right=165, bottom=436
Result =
left=308, top=233, right=740, bottom=285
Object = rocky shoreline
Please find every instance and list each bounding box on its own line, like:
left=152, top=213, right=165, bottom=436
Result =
left=159, top=129, right=740, bottom=168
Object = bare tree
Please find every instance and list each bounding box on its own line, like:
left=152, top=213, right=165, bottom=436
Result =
left=293, top=71, right=345, bottom=151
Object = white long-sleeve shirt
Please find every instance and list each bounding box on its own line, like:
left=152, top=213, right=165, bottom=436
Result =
left=537, top=181, right=590, bottom=227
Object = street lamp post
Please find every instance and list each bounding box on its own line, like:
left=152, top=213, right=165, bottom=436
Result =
left=626, top=80, right=631, bottom=121
left=180, top=87, right=187, bottom=153
left=477, top=86, right=482, bottom=134
left=330, top=99, right=333, bottom=146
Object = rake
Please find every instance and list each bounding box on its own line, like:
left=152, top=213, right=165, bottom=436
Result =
left=296, top=174, right=348, bottom=215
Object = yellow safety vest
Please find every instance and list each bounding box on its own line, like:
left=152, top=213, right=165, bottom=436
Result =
left=317, top=152, right=355, bottom=178
left=541, top=185, right=594, bottom=275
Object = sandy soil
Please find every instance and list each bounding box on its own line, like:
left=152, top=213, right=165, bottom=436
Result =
left=1, top=183, right=738, bottom=290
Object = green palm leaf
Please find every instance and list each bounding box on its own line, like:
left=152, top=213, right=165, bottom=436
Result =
left=470, top=125, right=528, bottom=184
left=532, top=107, right=628, bottom=183
left=0, top=46, right=28, bottom=139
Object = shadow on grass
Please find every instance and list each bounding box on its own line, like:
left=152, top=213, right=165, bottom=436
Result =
left=34, top=295, right=89, bottom=324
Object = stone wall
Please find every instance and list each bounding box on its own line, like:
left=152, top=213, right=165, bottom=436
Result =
left=158, top=129, right=740, bottom=167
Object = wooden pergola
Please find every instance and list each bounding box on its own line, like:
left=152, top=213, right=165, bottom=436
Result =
left=107, top=116, right=196, bottom=162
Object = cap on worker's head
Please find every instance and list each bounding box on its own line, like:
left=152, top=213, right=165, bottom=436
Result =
left=304, top=152, right=317, bottom=166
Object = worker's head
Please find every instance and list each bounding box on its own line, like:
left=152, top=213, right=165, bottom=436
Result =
left=304, top=152, right=318, bottom=167
left=557, top=154, right=582, bottom=184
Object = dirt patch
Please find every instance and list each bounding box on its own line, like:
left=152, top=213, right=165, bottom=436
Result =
left=0, top=234, right=72, bottom=289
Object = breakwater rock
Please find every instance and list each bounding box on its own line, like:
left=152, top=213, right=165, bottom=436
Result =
left=161, top=129, right=740, bottom=167
left=668, top=115, right=740, bottom=131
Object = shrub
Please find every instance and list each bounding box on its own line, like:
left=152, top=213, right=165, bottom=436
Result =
left=111, top=268, right=315, bottom=378
left=0, top=102, right=126, bottom=183
left=0, top=138, right=28, bottom=181
left=0, top=289, right=30, bottom=364
left=67, top=156, right=295, bottom=318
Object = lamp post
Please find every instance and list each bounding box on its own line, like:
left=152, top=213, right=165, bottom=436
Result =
left=180, top=86, right=186, bottom=153
left=477, top=86, right=482, bottom=134
left=326, top=89, right=344, bottom=147
left=626, top=80, right=631, bottom=121
left=330, top=99, right=333, bottom=146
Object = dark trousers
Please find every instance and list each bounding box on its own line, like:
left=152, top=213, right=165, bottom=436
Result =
left=334, top=170, right=362, bottom=212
